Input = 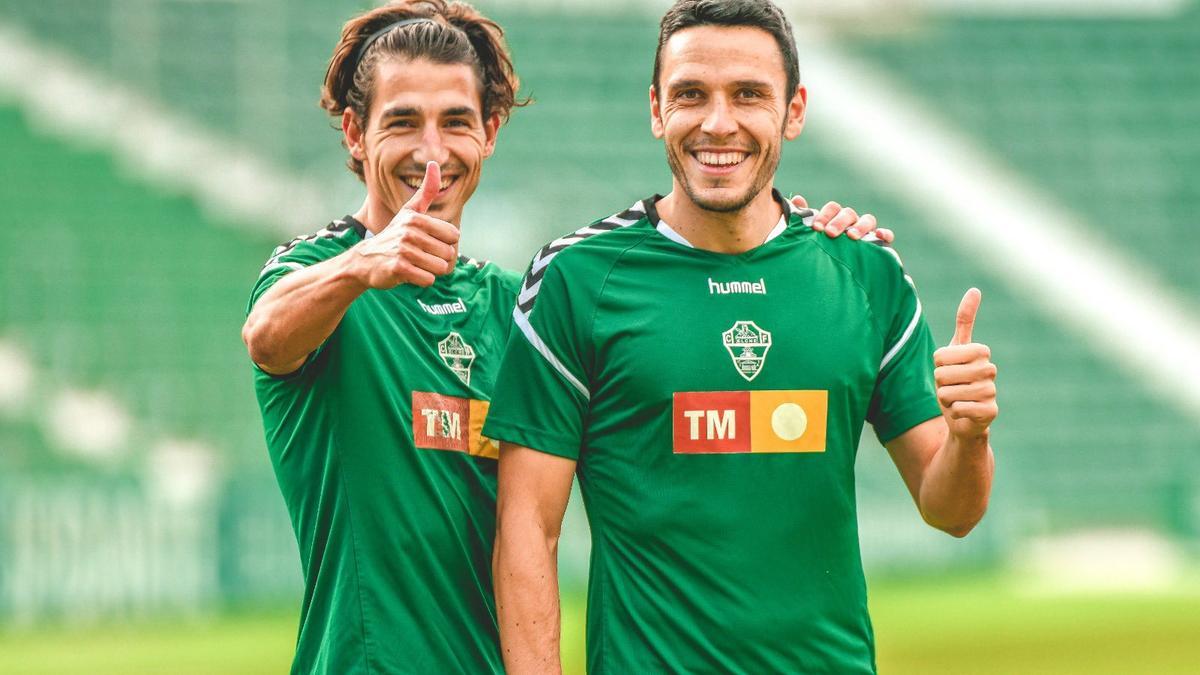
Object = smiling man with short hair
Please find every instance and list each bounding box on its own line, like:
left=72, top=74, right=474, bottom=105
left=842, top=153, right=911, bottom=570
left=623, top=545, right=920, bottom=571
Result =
left=486, top=1, right=999, bottom=673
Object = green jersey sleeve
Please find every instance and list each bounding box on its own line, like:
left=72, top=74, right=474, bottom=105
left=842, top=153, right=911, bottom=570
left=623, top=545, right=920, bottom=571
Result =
left=247, top=229, right=358, bottom=309
left=484, top=249, right=597, bottom=460
left=865, top=246, right=942, bottom=444
left=245, top=220, right=362, bottom=378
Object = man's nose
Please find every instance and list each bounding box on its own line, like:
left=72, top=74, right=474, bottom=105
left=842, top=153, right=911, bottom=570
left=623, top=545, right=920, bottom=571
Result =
left=700, top=96, right=738, bottom=138
left=412, top=125, right=451, bottom=166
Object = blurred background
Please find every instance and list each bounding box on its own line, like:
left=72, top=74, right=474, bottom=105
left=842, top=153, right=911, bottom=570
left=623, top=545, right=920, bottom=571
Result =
left=1, top=0, right=1197, bottom=672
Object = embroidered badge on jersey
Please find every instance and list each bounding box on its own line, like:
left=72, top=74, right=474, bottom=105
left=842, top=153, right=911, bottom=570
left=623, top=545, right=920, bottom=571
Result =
left=412, top=391, right=499, bottom=459
left=672, top=390, right=828, bottom=454
left=438, top=332, right=476, bottom=385
left=722, top=321, right=772, bottom=382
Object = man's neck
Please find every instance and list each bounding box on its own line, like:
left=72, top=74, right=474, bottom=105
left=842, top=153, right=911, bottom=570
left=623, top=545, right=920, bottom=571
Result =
left=655, top=185, right=784, bottom=254
left=353, top=195, right=463, bottom=235
left=353, top=198, right=390, bottom=236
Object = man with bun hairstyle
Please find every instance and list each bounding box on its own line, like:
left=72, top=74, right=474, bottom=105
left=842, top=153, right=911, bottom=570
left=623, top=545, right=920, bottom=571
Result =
left=243, top=0, right=882, bottom=672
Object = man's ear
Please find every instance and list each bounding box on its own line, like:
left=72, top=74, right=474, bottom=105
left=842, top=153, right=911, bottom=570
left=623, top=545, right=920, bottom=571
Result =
left=649, top=85, right=665, bottom=139
left=783, top=84, right=807, bottom=140
left=343, top=108, right=366, bottom=162
left=482, top=112, right=501, bottom=159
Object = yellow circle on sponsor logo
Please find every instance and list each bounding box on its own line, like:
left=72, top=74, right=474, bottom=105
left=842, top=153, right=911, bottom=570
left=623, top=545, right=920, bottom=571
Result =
left=771, top=402, right=808, bottom=441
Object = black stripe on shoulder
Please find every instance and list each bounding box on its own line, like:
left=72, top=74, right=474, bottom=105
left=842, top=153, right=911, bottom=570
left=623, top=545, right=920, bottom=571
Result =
left=262, top=216, right=363, bottom=270
left=458, top=254, right=488, bottom=270
left=515, top=200, right=648, bottom=315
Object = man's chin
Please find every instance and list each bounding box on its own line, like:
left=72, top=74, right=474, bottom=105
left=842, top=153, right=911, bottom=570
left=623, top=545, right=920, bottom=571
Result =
left=684, top=185, right=756, bottom=214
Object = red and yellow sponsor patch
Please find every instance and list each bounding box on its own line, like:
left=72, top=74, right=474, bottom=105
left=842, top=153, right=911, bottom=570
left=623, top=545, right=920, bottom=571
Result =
left=412, top=391, right=499, bottom=459
left=672, top=390, right=827, bottom=454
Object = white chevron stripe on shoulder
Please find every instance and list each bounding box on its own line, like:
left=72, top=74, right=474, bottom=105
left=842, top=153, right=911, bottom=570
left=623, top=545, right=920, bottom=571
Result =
left=513, top=306, right=590, bottom=400
left=511, top=199, right=649, bottom=400
left=260, top=219, right=358, bottom=272
left=517, top=277, right=542, bottom=307
left=880, top=296, right=922, bottom=371
left=526, top=200, right=646, bottom=277
left=517, top=200, right=646, bottom=315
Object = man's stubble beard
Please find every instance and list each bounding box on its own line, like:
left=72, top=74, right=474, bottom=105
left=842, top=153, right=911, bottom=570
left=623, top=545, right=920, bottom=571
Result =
left=664, top=138, right=782, bottom=214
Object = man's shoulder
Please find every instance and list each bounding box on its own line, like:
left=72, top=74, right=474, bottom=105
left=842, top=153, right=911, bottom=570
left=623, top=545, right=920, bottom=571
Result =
left=513, top=199, right=653, bottom=318
left=261, top=216, right=365, bottom=272
left=809, top=229, right=909, bottom=283
left=452, top=254, right=522, bottom=300
left=530, top=199, right=655, bottom=275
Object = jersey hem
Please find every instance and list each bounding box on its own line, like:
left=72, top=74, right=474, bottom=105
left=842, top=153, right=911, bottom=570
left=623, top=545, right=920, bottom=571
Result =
left=482, top=419, right=581, bottom=460
left=874, top=404, right=942, bottom=445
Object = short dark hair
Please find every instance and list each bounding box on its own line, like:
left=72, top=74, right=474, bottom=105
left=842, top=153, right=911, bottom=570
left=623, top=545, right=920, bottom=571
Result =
left=320, top=0, right=528, bottom=179
left=653, top=0, right=800, bottom=97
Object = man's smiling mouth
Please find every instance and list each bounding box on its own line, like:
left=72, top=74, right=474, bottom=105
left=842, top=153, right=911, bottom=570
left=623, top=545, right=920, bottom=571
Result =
left=401, top=174, right=457, bottom=193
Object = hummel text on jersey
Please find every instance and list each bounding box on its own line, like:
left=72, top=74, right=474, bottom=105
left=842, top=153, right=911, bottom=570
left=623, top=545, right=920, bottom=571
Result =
left=419, top=298, right=468, bottom=315
left=708, top=277, right=766, bottom=295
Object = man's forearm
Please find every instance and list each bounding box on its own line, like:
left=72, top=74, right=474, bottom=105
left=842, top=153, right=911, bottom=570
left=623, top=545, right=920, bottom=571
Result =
left=494, top=521, right=562, bottom=674
left=242, top=251, right=367, bottom=374
left=917, top=431, right=994, bottom=537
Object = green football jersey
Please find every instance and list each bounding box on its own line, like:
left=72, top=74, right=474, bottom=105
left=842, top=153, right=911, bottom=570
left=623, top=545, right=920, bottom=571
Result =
left=248, top=216, right=519, bottom=674
left=484, top=193, right=941, bottom=674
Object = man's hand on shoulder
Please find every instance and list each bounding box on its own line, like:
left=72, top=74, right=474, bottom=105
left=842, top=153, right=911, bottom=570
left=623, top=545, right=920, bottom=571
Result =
left=353, top=161, right=461, bottom=289
left=789, top=194, right=894, bottom=244
left=934, top=288, right=999, bottom=444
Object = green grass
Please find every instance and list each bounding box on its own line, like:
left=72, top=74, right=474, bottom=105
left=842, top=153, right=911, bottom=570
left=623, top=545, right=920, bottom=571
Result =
left=0, top=610, right=296, bottom=675
left=870, top=576, right=1200, bottom=674
left=2, top=577, right=1197, bottom=673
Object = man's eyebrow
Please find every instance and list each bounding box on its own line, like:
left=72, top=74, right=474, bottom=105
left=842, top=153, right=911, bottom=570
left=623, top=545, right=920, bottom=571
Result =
left=667, top=79, right=705, bottom=92
left=442, top=106, right=475, bottom=117
left=379, top=106, right=421, bottom=119
left=731, top=79, right=772, bottom=90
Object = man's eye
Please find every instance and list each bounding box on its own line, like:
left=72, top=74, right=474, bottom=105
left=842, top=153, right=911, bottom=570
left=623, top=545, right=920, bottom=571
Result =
left=677, top=90, right=702, bottom=100
left=445, top=119, right=469, bottom=128
left=736, top=89, right=762, bottom=99
left=388, top=119, right=415, bottom=128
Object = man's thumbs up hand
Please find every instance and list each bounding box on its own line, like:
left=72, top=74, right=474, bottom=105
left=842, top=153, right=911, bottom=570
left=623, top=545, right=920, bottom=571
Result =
left=934, top=288, right=998, bottom=442
left=353, top=161, right=460, bottom=289
left=402, top=160, right=442, bottom=215
left=951, top=287, right=981, bottom=346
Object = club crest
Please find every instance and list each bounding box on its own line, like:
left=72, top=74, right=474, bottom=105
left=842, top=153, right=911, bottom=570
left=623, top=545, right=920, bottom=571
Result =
left=722, top=321, right=772, bottom=382
left=438, top=332, right=476, bottom=386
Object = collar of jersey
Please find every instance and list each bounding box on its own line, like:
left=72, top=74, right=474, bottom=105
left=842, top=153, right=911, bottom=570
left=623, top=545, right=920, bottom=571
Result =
left=643, top=189, right=814, bottom=252
left=343, top=215, right=369, bottom=239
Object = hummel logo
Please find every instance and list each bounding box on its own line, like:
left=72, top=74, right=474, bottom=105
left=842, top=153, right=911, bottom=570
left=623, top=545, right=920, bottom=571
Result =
left=419, top=298, right=467, bottom=315
left=708, top=278, right=766, bottom=295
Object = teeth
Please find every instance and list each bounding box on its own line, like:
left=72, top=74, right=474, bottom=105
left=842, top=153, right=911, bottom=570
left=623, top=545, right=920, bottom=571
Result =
left=695, top=151, right=747, bottom=167
left=401, top=176, right=455, bottom=190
